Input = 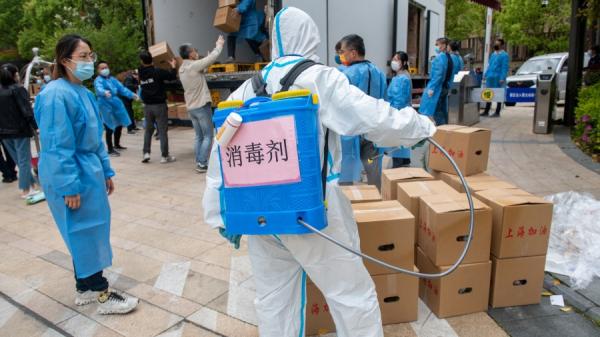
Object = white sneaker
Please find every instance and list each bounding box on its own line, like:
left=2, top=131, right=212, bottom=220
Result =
left=160, top=156, right=176, bottom=164
left=142, top=153, right=151, bottom=163
left=97, top=291, right=139, bottom=315
left=75, top=290, right=103, bottom=306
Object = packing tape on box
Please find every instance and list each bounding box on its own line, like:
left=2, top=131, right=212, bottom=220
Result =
left=350, top=187, right=362, bottom=200
left=353, top=208, right=405, bottom=214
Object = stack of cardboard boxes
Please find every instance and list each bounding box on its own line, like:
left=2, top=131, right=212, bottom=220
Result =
left=306, top=199, right=420, bottom=335
left=427, top=124, right=553, bottom=309
left=306, top=123, right=553, bottom=332
left=214, top=0, right=241, bottom=33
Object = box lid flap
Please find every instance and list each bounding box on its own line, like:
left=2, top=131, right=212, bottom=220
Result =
left=437, top=124, right=491, bottom=134
left=352, top=200, right=414, bottom=221
left=421, top=193, right=487, bottom=213
left=398, top=180, right=458, bottom=198
left=476, top=188, right=551, bottom=206
left=383, top=167, right=433, bottom=180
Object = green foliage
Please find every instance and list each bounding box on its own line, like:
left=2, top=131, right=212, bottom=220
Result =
left=495, top=0, right=571, bottom=55
left=0, top=0, right=24, bottom=49
left=445, top=0, right=486, bottom=41
left=573, top=82, right=600, bottom=154
left=11, top=0, right=143, bottom=73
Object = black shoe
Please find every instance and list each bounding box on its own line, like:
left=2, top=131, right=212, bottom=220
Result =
left=115, top=145, right=127, bottom=150
left=480, top=112, right=489, bottom=117
left=108, top=150, right=121, bottom=157
left=154, top=136, right=160, bottom=141
left=134, top=127, right=141, bottom=131
left=2, top=177, right=17, bottom=183
left=489, top=113, right=500, bottom=118
left=127, top=130, right=136, bottom=135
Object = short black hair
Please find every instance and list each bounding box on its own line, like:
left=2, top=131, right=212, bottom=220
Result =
left=97, top=60, right=108, bottom=68
left=179, top=44, right=193, bottom=60
left=436, top=37, right=449, bottom=46
left=496, top=38, right=505, bottom=46
left=139, top=50, right=153, bottom=65
left=0, top=63, right=18, bottom=87
left=450, top=41, right=460, bottom=52
left=339, top=34, right=366, bottom=57
left=334, top=40, right=342, bottom=53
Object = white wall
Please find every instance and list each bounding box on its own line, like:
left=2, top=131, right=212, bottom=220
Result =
left=152, top=0, right=266, bottom=62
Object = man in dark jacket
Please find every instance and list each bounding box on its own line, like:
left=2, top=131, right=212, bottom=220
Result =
left=121, top=70, right=140, bottom=134
left=138, top=51, right=178, bottom=164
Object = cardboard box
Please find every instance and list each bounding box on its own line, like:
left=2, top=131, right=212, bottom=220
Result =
left=149, top=41, right=176, bottom=70
left=396, top=180, right=460, bottom=242
left=428, top=125, right=491, bottom=176
left=474, top=188, right=553, bottom=259
left=218, top=0, right=238, bottom=7
left=353, top=201, right=415, bottom=275
left=381, top=167, right=434, bottom=201
left=419, top=194, right=492, bottom=266
left=214, top=6, right=241, bottom=33
left=176, top=104, right=188, bottom=120
left=490, top=255, right=546, bottom=308
left=437, top=172, right=518, bottom=194
left=167, top=103, right=179, bottom=119
left=306, top=270, right=419, bottom=335
left=341, top=185, right=382, bottom=204
left=417, top=247, right=491, bottom=318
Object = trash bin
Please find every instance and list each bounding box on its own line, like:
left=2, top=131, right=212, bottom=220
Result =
left=448, top=71, right=480, bottom=126
left=533, top=70, right=557, bottom=134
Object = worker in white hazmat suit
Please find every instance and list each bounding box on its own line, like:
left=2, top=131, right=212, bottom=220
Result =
left=202, top=7, right=435, bottom=337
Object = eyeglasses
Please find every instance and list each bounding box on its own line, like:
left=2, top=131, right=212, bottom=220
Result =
left=70, top=52, right=97, bottom=62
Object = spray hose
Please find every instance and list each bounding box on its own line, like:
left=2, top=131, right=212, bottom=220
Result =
left=297, top=137, right=475, bottom=279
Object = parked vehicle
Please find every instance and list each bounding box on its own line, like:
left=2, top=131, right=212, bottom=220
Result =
left=505, top=52, right=590, bottom=106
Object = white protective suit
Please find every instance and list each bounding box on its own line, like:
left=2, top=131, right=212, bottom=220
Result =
left=202, top=7, right=436, bottom=337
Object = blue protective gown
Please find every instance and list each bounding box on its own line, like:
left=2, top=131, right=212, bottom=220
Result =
left=34, top=78, right=115, bottom=279
left=484, top=50, right=510, bottom=88
left=450, top=53, right=464, bottom=83
left=385, top=72, right=412, bottom=159
left=339, top=61, right=387, bottom=183
left=93, top=75, right=134, bottom=130
left=232, top=0, right=266, bottom=42
left=419, top=52, right=450, bottom=125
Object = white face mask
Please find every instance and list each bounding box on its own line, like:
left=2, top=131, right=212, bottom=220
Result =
left=391, top=61, right=400, bottom=72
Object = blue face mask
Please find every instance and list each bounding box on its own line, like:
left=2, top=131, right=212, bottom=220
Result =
left=68, top=60, right=95, bottom=81
left=334, top=54, right=342, bottom=65
left=434, top=47, right=441, bottom=54
left=44, top=75, right=52, bottom=83
left=99, top=68, right=110, bottom=77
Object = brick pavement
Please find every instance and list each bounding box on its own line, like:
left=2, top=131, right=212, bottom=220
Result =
left=5, top=103, right=599, bottom=336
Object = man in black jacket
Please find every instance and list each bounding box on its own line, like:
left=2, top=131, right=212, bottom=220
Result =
left=138, top=51, right=177, bottom=164
left=122, top=70, right=140, bottom=134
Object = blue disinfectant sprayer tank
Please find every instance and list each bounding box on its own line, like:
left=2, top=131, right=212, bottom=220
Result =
left=212, top=89, right=327, bottom=235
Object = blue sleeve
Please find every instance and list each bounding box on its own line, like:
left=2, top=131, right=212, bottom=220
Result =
left=378, top=71, right=387, bottom=99
left=427, top=55, right=445, bottom=92
left=484, top=54, right=495, bottom=78
left=87, top=92, right=115, bottom=179
left=501, top=53, right=510, bottom=81
left=112, top=78, right=135, bottom=99
left=94, top=77, right=106, bottom=96
left=237, top=0, right=253, bottom=13
left=400, top=77, right=412, bottom=108
left=34, top=89, right=82, bottom=196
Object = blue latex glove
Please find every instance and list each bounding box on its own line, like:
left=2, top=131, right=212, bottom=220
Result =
left=219, top=227, right=242, bottom=249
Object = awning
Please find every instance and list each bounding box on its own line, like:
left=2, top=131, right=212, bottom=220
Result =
left=470, top=0, right=501, bottom=11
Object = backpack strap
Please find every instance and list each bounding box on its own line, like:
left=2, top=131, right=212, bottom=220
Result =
left=251, top=73, right=269, bottom=97
left=279, top=59, right=318, bottom=92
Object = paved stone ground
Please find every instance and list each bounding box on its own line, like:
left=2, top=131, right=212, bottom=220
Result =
left=0, top=104, right=598, bottom=337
